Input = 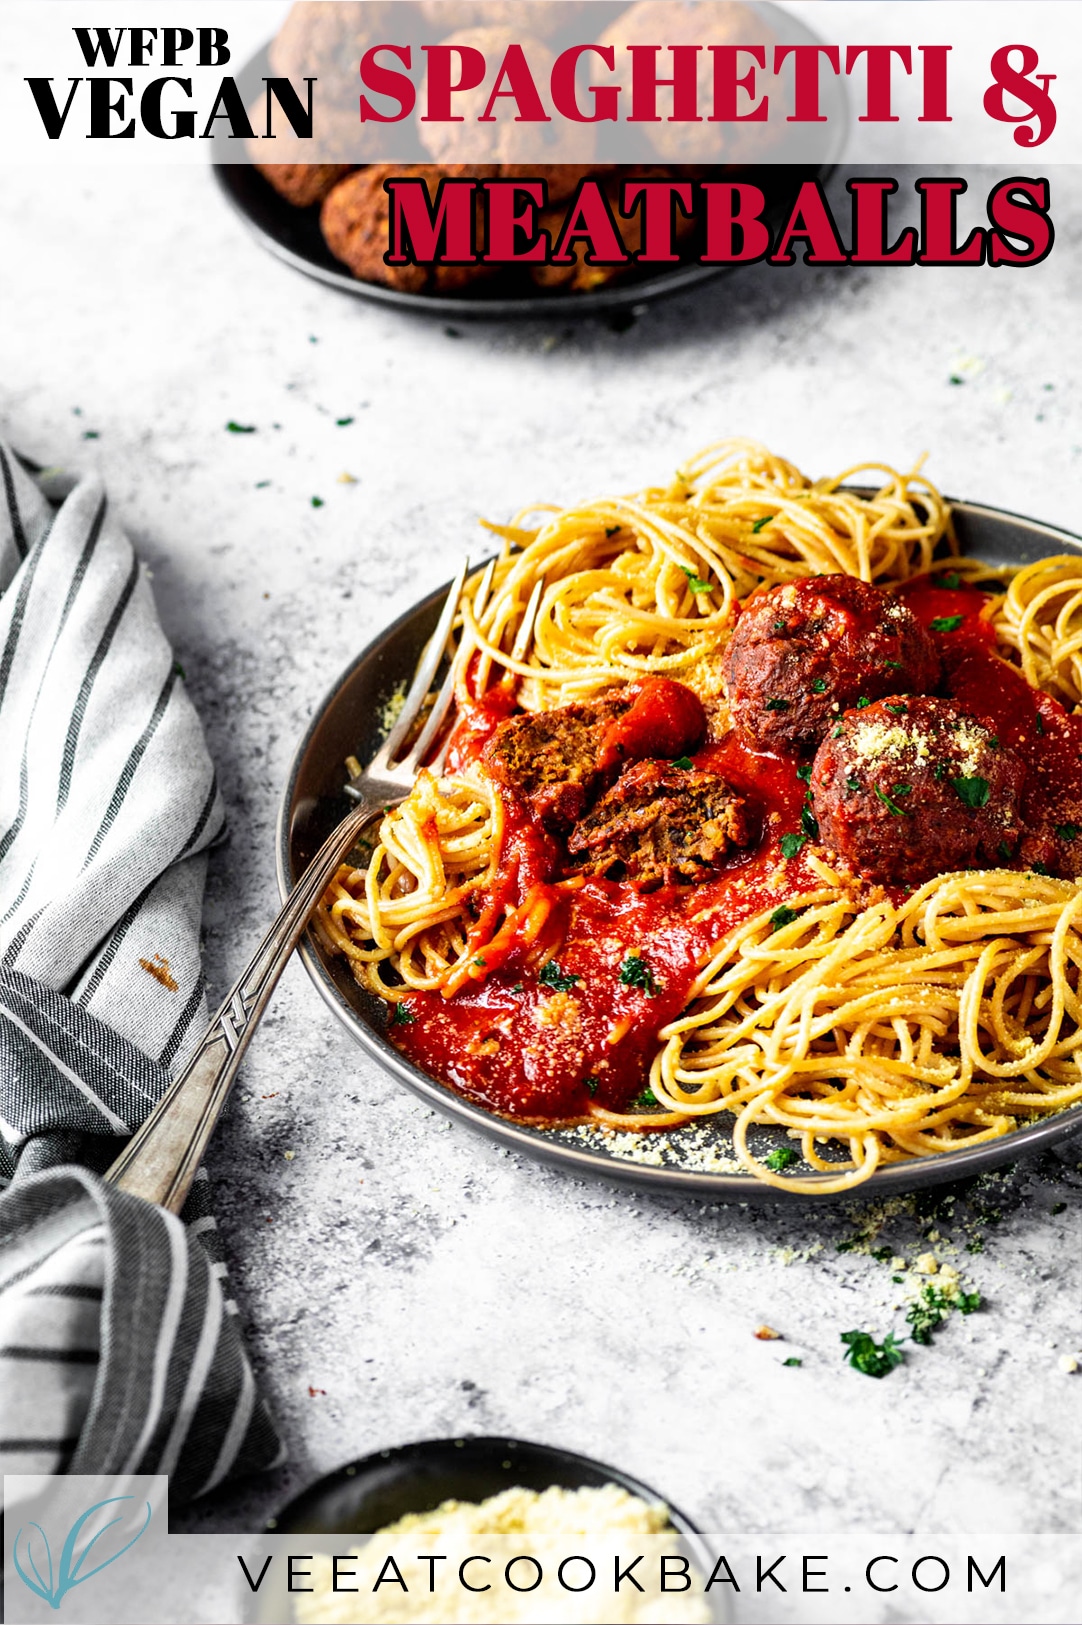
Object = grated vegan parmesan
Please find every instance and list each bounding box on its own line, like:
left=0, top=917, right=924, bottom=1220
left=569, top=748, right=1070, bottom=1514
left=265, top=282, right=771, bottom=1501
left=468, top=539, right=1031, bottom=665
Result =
left=292, top=1484, right=710, bottom=1624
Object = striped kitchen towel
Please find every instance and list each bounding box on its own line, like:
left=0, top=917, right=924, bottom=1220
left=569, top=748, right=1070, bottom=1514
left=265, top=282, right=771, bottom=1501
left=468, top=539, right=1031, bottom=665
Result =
left=0, top=442, right=282, bottom=1500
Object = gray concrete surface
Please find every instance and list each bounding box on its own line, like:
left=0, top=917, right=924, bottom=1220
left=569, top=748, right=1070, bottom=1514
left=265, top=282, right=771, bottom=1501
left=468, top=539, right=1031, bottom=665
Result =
left=2, top=145, right=1080, bottom=1620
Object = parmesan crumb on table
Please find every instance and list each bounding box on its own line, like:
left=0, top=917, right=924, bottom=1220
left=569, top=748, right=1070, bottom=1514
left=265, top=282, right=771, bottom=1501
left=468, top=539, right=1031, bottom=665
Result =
left=1058, top=1354, right=1079, bottom=1374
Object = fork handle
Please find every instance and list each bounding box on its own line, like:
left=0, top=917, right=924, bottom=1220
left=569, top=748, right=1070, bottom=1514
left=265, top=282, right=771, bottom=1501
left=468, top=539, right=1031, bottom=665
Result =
left=104, top=788, right=389, bottom=1214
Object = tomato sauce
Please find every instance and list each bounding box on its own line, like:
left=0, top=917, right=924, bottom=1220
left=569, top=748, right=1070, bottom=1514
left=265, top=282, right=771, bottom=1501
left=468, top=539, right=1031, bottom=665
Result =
left=394, top=579, right=1082, bottom=1122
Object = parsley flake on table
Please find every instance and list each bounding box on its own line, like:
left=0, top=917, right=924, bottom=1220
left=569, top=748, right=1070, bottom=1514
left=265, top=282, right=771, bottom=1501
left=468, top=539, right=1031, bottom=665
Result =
left=539, top=960, right=580, bottom=993
left=930, top=614, right=964, bottom=633
left=779, top=832, right=806, bottom=860
left=952, top=776, right=990, bottom=809
left=783, top=1356, right=803, bottom=1367
left=336, top=415, right=354, bottom=426
left=770, top=904, right=799, bottom=932
left=840, top=1329, right=905, bottom=1377
left=226, top=421, right=256, bottom=433
left=764, top=1145, right=799, bottom=1171
left=680, top=565, right=712, bottom=594
left=389, top=1002, right=415, bottom=1027
left=311, top=496, right=325, bottom=508
left=634, top=1087, right=659, bottom=1107
left=619, top=954, right=660, bottom=996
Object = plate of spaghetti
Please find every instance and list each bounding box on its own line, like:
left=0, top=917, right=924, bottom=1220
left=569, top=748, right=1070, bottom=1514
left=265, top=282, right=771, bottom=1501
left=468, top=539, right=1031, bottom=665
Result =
left=279, top=440, right=1082, bottom=1197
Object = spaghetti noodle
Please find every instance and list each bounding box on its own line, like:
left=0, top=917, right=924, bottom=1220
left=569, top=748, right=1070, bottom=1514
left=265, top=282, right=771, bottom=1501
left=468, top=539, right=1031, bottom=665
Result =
left=316, top=440, right=1082, bottom=1191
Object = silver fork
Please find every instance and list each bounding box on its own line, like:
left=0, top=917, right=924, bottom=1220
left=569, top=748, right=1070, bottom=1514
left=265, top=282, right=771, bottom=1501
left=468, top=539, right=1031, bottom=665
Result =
left=104, top=561, right=471, bottom=1215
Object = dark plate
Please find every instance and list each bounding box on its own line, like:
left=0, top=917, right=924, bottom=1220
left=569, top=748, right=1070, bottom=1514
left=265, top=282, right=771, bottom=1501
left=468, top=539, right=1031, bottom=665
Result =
left=211, top=3, right=844, bottom=320
left=276, top=497, right=1082, bottom=1200
left=261, top=1436, right=724, bottom=1622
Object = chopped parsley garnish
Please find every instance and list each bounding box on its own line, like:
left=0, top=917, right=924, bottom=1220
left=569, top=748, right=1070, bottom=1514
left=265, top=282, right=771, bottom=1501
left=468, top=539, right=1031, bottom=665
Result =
left=765, top=697, right=790, bottom=711
left=779, top=832, right=806, bottom=859
left=1031, top=861, right=1053, bottom=877
left=883, top=659, right=902, bottom=670
left=671, top=755, right=693, bottom=771
left=752, top=515, right=773, bottom=533
left=801, top=806, right=820, bottom=839
left=773, top=619, right=787, bottom=633
left=681, top=565, right=712, bottom=594
left=885, top=703, right=907, bottom=715
left=605, top=525, right=620, bottom=537
left=874, top=785, right=909, bottom=817
left=770, top=904, right=799, bottom=932
left=940, top=571, right=961, bottom=590
left=336, top=415, right=354, bottom=426
left=870, top=1246, right=893, bottom=1263
left=511, top=982, right=525, bottom=993
left=952, top=775, right=990, bottom=809
left=389, top=1002, right=415, bottom=1027
left=539, top=960, right=580, bottom=993
left=906, top=1283, right=982, bottom=1345
left=811, top=677, right=827, bottom=693
left=841, top=1329, right=905, bottom=1378
left=764, top=1145, right=799, bottom=1171
left=846, top=776, right=861, bottom=792
left=1035, top=713, right=1045, bottom=737
left=856, top=696, right=872, bottom=708
left=988, top=736, right=999, bottom=749
left=634, top=1087, right=658, bottom=1107
left=226, top=420, right=256, bottom=433
left=796, top=763, right=813, bottom=782
left=832, top=723, right=844, bottom=737
left=473, top=955, right=487, bottom=969
left=173, top=661, right=186, bottom=680
left=930, top=614, right=964, bottom=633
left=585, top=1078, right=598, bottom=1097
left=783, top=1356, right=803, bottom=1367
left=1056, top=823, right=1080, bottom=841
left=998, top=840, right=1013, bottom=861
left=618, top=954, right=660, bottom=996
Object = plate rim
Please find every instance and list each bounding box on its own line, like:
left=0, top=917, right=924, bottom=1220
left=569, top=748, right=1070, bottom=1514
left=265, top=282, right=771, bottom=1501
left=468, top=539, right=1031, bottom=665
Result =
left=276, top=494, right=1082, bottom=1201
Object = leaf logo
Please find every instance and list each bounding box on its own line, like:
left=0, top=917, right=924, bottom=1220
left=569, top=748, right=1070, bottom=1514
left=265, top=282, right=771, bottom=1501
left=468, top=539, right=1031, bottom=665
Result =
left=13, top=1496, right=152, bottom=1610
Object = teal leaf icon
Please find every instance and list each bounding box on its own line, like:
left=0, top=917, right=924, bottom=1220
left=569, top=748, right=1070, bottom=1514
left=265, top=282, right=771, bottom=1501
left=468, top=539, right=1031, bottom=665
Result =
left=13, top=1496, right=152, bottom=1608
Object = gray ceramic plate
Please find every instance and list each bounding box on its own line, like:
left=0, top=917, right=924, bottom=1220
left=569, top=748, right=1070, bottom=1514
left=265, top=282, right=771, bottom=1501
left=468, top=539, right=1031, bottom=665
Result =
left=276, top=498, right=1082, bottom=1200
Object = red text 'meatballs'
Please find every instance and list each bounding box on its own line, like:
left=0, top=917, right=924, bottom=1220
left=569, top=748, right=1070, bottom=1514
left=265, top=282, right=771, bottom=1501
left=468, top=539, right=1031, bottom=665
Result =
left=810, top=695, right=1025, bottom=887
left=723, top=575, right=940, bottom=754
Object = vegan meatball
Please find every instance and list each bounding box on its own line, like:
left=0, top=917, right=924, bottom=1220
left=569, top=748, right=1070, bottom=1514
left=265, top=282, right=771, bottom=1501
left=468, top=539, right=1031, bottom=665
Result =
left=567, top=758, right=751, bottom=887
left=809, top=695, right=1025, bottom=886
left=724, top=575, right=940, bottom=754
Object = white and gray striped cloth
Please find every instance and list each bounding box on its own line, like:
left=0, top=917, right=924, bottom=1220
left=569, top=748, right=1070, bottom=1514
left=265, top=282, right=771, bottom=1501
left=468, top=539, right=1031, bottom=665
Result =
left=0, top=442, right=281, bottom=1500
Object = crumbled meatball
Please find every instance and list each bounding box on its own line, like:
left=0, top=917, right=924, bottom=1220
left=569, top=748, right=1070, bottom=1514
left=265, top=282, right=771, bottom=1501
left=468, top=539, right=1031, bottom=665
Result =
left=567, top=759, right=751, bottom=887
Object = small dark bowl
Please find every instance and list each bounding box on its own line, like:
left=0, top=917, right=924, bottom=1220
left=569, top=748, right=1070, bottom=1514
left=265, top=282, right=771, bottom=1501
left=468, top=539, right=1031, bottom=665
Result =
left=277, top=497, right=1082, bottom=1200
left=261, top=1436, right=724, bottom=1622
